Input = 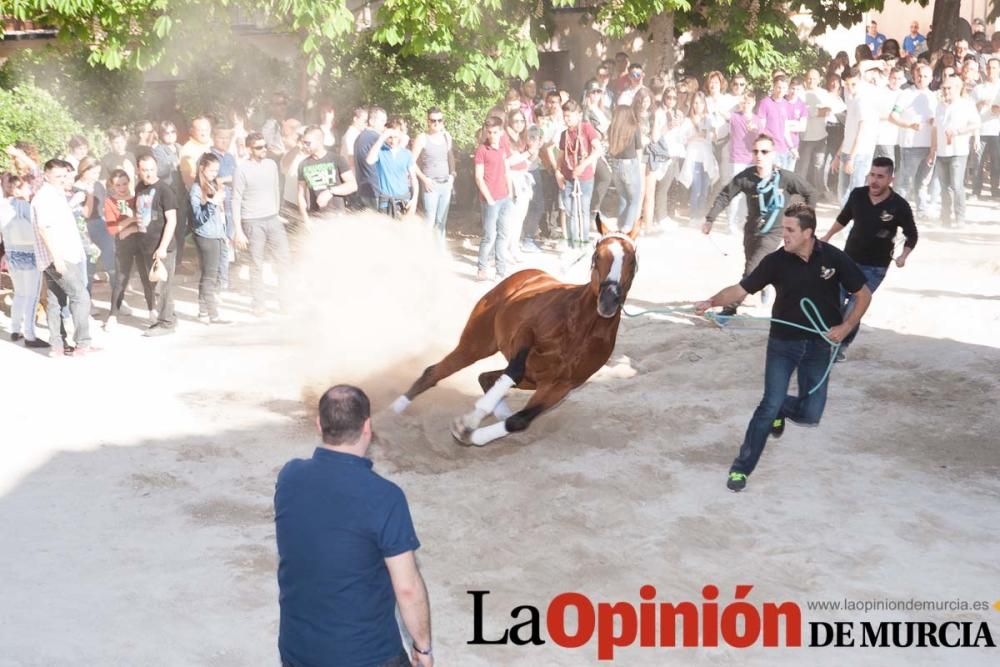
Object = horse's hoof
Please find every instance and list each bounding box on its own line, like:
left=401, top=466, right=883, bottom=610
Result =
left=450, top=418, right=474, bottom=446
left=390, top=395, right=411, bottom=414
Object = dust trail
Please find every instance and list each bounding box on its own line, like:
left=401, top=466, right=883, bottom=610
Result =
left=281, top=214, right=477, bottom=408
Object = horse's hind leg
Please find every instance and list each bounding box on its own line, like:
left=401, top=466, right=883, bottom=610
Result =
left=459, top=382, right=574, bottom=447
left=391, top=342, right=497, bottom=413
left=452, top=348, right=530, bottom=442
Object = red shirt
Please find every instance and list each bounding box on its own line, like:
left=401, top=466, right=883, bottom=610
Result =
left=500, top=133, right=528, bottom=172
left=474, top=141, right=510, bottom=202
left=559, top=122, right=599, bottom=181
left=103, top=195, right=135, bottom=238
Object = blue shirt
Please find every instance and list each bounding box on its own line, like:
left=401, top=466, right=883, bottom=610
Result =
left=188, top=183, right=227, bottom=239
left=210, top=147, right=237, bottom=235
left=375, top=145, right=413, bottom=199
left=903, top=33, right=926, bottom=55
left=275, top=448, right=420, bottom=667
left=865, top=32, right=887, bottom=56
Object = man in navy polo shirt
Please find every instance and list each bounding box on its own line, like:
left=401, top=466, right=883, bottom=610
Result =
left=696, top=203, right=871, bottom=492
left=275, top=385, right=433, bottom=667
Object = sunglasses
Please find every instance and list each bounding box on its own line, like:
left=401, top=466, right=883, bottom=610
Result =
left=752, top=149, right=772, bottom=155
left=512, top=118, right=526, bottom=124
left=251, top=144, right=267, bottom=151
left=428, top=117, right=444, bottom=124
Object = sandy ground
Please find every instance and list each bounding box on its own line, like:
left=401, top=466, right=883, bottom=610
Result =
left=1, top=199, right=999, bottom=666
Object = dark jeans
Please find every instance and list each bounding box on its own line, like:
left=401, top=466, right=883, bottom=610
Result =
left=973, top=135, right=1000, bottom=197
left=796, top=138, right=827, bottom=192
left=729, top=228, right=782, bottom=309
left=282, top=651, right=409, bottom=667
left=731, top=336, right=833, bottom=475
left=540, top=170, right=561, bottom=237
left=194, top=234, right=224, bottom=318
left=175, top=200, right=190, bottom=272
left=522, top=169, right=546, bottom=240
left=43, top=260, right=92, bottom=350
left=142, top=241, right=177, bottom=326
left=840, top=263, right=887, bottom=349
left=245, top=215, right=290, bottom=311
left=110, top=233, right=156, bottom=315
left=898, top=147, right=932, bottom=211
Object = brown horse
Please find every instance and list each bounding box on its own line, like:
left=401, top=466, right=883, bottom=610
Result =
left=391, top=216, right=639, bottom=446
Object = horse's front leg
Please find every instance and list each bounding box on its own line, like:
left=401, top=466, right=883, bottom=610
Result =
left=459, top=382, right=574, bottom=446
left=451, top=347, right=529, bottom=442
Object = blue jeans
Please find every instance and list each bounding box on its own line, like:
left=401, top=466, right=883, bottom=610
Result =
left=609, top=158, right=643, bottom=233
left=477, top=198, right=511, bottom=275
left=973, top=135, right=1000, bottom=197
left=837, top=152, right=874, bottom=206
left=43, top=260, right=92, bottom=350
left=840, top=263, right=887, bottom=349
left=86, top=219, right=117, bottom=291
left=559, top=178, right=595, bottom=246
left=935, top=154, right=969, bottom=225
left=421, top=179, right=453, bottom=240
left=688, top=162, right=711, bottom=219
left=732, top=337, right=833, bottom=475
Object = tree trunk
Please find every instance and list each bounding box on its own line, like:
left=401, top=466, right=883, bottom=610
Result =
left=649, top=12, right=676, bottom=78
left=929, top=0, right=961, bottom=51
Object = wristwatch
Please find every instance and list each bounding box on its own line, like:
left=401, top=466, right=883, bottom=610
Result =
left=412, top=642, right=432, bottom=657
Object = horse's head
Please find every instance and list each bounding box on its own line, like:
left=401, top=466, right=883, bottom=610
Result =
left=590, top=214, right=639, bottom=318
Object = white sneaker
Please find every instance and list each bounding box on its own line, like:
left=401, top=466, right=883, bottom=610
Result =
left=119, top=302, right=134, bottom=316
left=148, top=308, right=159, bottom=323
left=103, top=316, right=117, bottom=331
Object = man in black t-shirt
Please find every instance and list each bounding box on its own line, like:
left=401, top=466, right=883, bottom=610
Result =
left=696, top=203, right=871, bottom=492
left=703, top=134, right=817, bottom=315
left=135, top=154, right=179, bottom=335
left=297, top=126, right=357, bottom=227
left=353, top=107, right=388, bottom=210
left=822, top=157, right=917, bottom=360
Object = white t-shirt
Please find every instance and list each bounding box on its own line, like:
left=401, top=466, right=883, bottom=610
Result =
left=841, top=84, right=880, bottom=156
left=876, top=88, right=901, bottom=147
left=933, top=99, right=981, bottom=157
left=975, top=82, right=1000, bottom=136
left=31, top=182, right=84, bottom=266
left=803, top=88, right=835, bottom=142
left=894, top=88, right=937, bottom=148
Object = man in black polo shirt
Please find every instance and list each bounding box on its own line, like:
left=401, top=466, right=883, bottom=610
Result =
left=702, top=133, right=817, bottom=316
left=275, top=385, right=433, bottom=667
left=696, top=203, right=871, bottom=492
left=822, top=156, right=917, bottom=361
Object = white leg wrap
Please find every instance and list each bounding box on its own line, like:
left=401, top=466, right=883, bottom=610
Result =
left=391, top=395, right=411, bottom=414
left=470, top=421, right=510, bottom=446
left=475, top=374, right=516, bottom=414
left=493, top=399, right=514, bottom=420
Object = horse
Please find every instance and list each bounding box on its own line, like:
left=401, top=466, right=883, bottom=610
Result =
left=391, top=215, right=639, bottom=446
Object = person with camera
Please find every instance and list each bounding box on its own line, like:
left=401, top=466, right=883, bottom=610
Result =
left=365, top=117, right=419, bottom=219
left=702, top=133, right=816, bottom=316
left=189, top=153, right=232, bottom=325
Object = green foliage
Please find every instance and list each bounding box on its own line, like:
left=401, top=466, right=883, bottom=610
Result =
left=334, top=39, right=497, bottom=151
left=0, top=45, right=148, bottom=128
left=0, top=84, right=84, bottom=170
left=680, top=23, right=831, bottom=92
left=173, top=40, right=295, bottom=123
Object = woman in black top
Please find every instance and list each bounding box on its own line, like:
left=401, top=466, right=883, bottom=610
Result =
left=606, top=105, right=645, bottom=233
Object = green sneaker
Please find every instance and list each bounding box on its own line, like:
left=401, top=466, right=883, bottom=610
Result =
left=727, top=471, right=748, bottom=492
left=770, top=417, right=785, bottom=438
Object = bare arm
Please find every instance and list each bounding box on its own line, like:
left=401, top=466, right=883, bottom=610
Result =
left=412, top=134, right=431, bottom=188
left=156, top=209, right=177, bottom=258
left=694, top=284, right=749, bottom=314
left=821, top=221, right=847, bottom=242
left=827, top=285, right=872, bottom=342
left=474, top=163, right=494, bottom=205
left=297, top=180, right=310, bottom=225
left=407, top=165, right=419, bottom=211
left=385, top=552, right=432, bottom=665
left=331, top=169, right=357, bottom=197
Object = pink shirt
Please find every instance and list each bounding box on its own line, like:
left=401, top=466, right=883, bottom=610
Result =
left=756, top=96, right=790, bottom=153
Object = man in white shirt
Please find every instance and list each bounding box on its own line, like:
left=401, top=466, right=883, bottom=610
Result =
left=32, top=159, right=93, bottom=356
left=974, top=58, right=1000, bottom=198
left=833, top=63, right=882, bottom=204
left=929, top=76, right=981, bottom=226
left=341, top=107, right=369, bottom=172
left=797, top=69, right=840, bottom=191
left=874, top=67, right=904, bottom=162
left=891, top=63, right=937, bottom=212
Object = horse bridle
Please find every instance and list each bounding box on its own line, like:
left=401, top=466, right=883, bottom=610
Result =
left=592, top=234, right=637, bottom=307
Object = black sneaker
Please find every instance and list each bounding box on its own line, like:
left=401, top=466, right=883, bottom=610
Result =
left=24, top=338, right=51, bottom=349
left=727, top=471, right=748, bottom=492
left=143, top=323, right=176, bottom=337
left=10, top=333, right=22, bottom=342
left=835, top=349, right=847, bottom=363
left=770, top=417, right=785, bottom=438
left=720, top=305, right=738, bottom=317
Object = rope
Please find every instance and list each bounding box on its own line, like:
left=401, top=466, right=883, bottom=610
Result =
left=755, top=170, right=785, bottom=235
left=623, top=297, right=840, bottom=395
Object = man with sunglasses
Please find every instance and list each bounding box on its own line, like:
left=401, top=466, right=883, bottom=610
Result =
left=703, top=133, right=817, bottom=316
left=234, top=131, right=289, bottom=317
left=298, top=125, right=358, bottom=226
left=616, top=62, right=647, bottom=107
left=413, top=108, right=456, bottom=241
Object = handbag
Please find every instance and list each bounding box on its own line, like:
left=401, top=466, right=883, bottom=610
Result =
left=149, top=257, right=168, bottom=283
